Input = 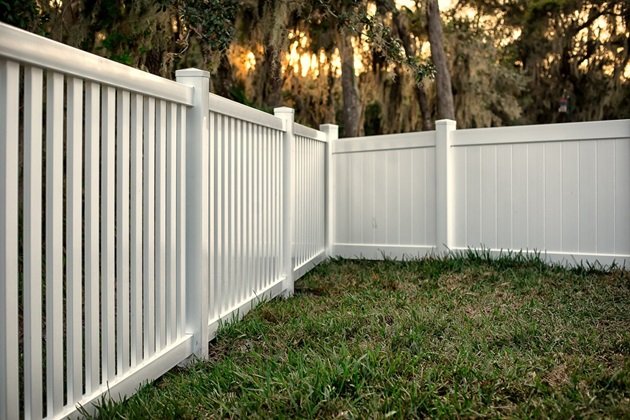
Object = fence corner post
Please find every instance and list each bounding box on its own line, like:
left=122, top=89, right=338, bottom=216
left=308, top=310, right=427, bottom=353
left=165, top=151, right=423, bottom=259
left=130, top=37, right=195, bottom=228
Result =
left=275, top=107, right=295, bottom=297
left=435, top=119, right=456, bottom=255
left=319, top=124, right=338, bottom=258
left=176, top=68, right=209, bottom=359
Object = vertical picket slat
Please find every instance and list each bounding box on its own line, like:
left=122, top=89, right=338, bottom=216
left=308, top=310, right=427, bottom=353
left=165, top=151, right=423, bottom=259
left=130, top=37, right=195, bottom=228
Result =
left=130, top=93, right=143, bottom=366
left=273, top=131, right=279, bottom=279
left=219, top=116, right=224, bottom=313
left=235, top=120, right=245, bottom=305
left=101, top=85, right=116, bottom=382
left=256, top=126, right=262, bottom=291
left=234, top=120, right=240, bottom=304
left=143, top=97, right=156, bottom=357
left=166, top=103, right=177, bottom=343
left=218, top=114, right=226, bottom=317
left=45, top=70, right=64, bottom=415
left=276, top=131, right=282, bottom=279
left=304, top=138, right=308, bottom=262
left=156, top=100, right=167, bottom=350
left=116, top=90, right=131, bottom=375
left=67, top=77, right=84, bottom=401
left=243, top=123, right=250, bottom=296
left=23, top=65, right=43, bottom=419
left=252, top=125, right=258, bottom=293
left=0, top=58, right=19, bottom=420
left=319, top=143, right=324, bottom=250
left=177, top=105, right=187, bottom=336
left=247, top=124, right=254, bottom=295
left=272, top=131, right=277, bottom=279
left=229, top=117, right=236, bottom=307
left=311, top=142, right=315, bottom=254
left=85, top=81, right=100, bottom=392
left=213, top=113, right=221, bottom=320
left=219, top=115, right=225, bottom=313
left=299, top=138, right=304, bottom=266
left=265, top=128, right=274, bottom=285
left=261, top=128, right=268, bottom=286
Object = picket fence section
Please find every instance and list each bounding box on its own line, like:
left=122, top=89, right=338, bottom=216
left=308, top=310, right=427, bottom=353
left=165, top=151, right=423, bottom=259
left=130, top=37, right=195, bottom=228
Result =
left=0, top=24, right=330, bottom=420
left=293, top=123, right=328, bottom=279
left=1, top=21, right=630, bottom=420
left=0, top=23, right=195, bottom=420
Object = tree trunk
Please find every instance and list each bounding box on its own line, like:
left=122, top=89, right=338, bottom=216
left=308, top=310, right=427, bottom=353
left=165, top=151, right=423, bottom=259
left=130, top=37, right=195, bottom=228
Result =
left=392, top=10, right=433, bottom=130
left=426, top=0, right=455, bottom=120
left=340, top=30, right=362, bottom=137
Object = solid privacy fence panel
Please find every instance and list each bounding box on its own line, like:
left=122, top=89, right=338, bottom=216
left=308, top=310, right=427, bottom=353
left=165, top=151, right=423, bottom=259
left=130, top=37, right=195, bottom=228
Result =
left=1, top=21, right=629, bottom=420
left=331, top=131, right=437, bottom=259
left=331, top=119, right=630, bottom=266
left=451, top=121, right=630, bottom=262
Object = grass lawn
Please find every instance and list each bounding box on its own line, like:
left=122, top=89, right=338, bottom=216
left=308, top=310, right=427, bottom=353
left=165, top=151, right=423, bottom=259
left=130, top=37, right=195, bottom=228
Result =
left=91, top=254, right=629, bottom=418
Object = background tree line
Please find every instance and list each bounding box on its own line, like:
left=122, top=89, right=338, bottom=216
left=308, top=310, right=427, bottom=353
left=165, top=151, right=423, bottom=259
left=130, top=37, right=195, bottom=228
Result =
left=1, top=0, right=628, bottom=137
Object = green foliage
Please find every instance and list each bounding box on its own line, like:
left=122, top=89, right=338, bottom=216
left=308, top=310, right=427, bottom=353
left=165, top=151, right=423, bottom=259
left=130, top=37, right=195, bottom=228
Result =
left=0, top=0, right=40, bottom=31
left=180, top=0, right=238, bottom=53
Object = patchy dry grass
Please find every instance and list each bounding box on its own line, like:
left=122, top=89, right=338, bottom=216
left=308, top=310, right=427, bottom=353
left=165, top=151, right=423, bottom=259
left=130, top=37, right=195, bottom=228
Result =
left=89, top=253, right=630, bottom=419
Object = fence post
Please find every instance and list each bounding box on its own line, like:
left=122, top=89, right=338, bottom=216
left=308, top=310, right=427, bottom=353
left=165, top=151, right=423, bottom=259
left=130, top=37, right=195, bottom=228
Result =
left=175, top=68, right=209, bottom=359
left=435, top=119, right=456, bottom=255
left=275, top=107, right=295, bottom=297
left=320, top=124, right=338, bottom=258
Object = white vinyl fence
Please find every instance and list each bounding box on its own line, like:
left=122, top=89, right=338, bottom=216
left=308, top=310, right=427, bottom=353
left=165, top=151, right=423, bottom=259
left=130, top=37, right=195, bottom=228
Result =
left=1, top=21, right=629, bottom=420
left=0, top=23, right=329, bottom=420
left=293, top=123, right=328, bottom=279
left=331, top=120, right=630, bottom=266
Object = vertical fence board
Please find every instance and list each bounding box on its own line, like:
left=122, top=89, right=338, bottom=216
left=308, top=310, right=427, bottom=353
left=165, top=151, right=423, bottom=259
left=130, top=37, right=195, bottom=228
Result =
left=596, top=141, right=614, bottom=254
left=245, top=124, right=252, bottom=295
left=143, top=97, right=156, bottom=358
left=177, top=105, right=187, bottom=336
left=101, top=85, right=116, bottom=382
left=222, top=115, right=229, bottom=314
left=116, top=89, right=131, bottom=375
left=0, top=58, right=19, bottom=420
left=46, top=70, right=64, bottom=415
left=130, top=93, right=143, bottom=366
left=85, top=81, right=101, bottom=392
left=561, top=143, right=579, bottom=252
left=229, top=117, right=236, bottom=307
left=495, top=146, right=512, bottom=249
left=236, top=120, right=243, bottom=303
left=578, top=141, right=597, bottom=252
left=252, top=125, right=261, bottom=290
left=67, top=77, right=84, bottom=401
left=480, top=146, right=497, bottom=248
left=543, top=143, right=562, bottom=251
left=23, top=65, right=43, bottom=419
left=215, top=114, right=223, bottom=318
left=156, top=100, right=167, bottom=350
left=527, top=144, right=545, bottom=250
left=166, top=103, right=177, bottom=343
left=209, top=112, right=216, bottom=323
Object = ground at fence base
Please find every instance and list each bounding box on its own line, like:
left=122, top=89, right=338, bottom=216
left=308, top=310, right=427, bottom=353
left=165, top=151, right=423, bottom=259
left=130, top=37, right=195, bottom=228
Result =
left=89, top=256, right=630, bottom=419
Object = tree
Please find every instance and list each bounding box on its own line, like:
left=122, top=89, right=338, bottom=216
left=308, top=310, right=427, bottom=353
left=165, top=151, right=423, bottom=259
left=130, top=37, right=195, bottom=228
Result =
left=425, top=0, right=455, bottom=120
left=392, top=6, right=432, bottom=130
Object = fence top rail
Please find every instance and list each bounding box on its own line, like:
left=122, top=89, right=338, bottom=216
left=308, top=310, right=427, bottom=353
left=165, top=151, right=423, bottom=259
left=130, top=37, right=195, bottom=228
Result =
left=209, top=93, right=284, bottom=131
left=294, top=123, right=327, bottom=142
left=453, top=119, right=630, bottom=147
left=0, top=22, right=194, bottom=106
left=333, top=130, right=436, bottom=154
